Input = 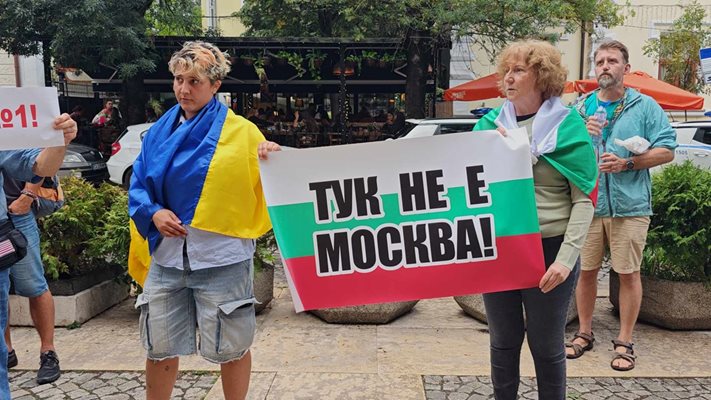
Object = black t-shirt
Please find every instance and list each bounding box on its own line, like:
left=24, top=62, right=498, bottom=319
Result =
left=2, top=172, right=23, bottom=205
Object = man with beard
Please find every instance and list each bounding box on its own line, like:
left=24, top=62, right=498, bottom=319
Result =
left=565, top=40, right=676, bottom=372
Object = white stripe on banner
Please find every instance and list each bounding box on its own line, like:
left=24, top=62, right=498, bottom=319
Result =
left=259, top=128, right=532, bottom=206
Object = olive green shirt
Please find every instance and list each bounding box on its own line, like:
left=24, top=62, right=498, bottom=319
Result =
left=520, top=117, right=595, bottom=270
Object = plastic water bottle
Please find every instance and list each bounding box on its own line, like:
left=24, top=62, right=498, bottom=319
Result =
left=591, top=106, right=606, bottom=163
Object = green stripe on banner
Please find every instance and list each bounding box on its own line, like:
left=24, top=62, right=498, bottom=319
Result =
left=270, top=178, right=538, bottom=259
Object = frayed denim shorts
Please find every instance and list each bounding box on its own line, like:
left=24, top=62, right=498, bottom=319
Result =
left=135, top=257, right=256, bottom=363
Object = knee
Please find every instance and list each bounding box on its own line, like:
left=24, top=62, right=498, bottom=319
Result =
left=617, top=271, right=641, bottom=287
left=579, top=269, right=599, bottom=282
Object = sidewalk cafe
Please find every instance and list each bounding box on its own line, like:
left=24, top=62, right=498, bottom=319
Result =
left=88, top=36, right=439, bottom=147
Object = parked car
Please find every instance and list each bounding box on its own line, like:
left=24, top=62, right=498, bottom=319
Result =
left=58, top=143, right=109, bottom=184
left=397, top=117, right=480, bottom=139
left=107, top=123, right=154, bottom=188
left=670, top=121, right=711, bottom=169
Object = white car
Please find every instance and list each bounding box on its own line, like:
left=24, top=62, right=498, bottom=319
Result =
left=107, top=123, right=154, bottom=188
left=398, top=117, right=480, bottom=139
left=670, top=121, right=711, bottom=170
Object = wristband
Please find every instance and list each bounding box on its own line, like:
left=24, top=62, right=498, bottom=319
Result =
left=20, top=189, right=38, bottom=200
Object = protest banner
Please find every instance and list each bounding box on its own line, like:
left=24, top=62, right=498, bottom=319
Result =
left=0, top=87, right=64, bottom=150
left=259, top=128, right=545, bottom=312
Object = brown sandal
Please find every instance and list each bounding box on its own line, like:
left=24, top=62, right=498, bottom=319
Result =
left=610, top=339, right=636, bottom=371
left=565, top=331, right=595, bottom=359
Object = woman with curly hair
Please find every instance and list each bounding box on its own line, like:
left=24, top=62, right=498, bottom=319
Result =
left=473, top=39, right=598, bottom=399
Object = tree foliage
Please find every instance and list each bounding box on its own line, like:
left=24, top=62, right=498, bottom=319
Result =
left=0, top=0, right=203, bottom=123
left=643, top=1, right=711, bottom=94
left=237, top=0, right=626, bottom=60
left=0, top=0, right=203, bottom=78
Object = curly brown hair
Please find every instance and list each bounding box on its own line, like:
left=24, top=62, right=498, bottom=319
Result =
left=495, top=39, right=568, bottom=100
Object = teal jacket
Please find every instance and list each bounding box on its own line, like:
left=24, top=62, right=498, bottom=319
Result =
left=574, top=88, right=677, bottom=217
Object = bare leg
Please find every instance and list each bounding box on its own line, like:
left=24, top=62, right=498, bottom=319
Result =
left=566, top=268, right=599, bottom=356
left=29, top=291, right=55, bottom=353
left=220, top=350, right=251, bottom=400
left=613, top=271, right=642, bottom=369
left=145, top=357, right=179, bottom=400
left=4, top=306, right=11, bottom=353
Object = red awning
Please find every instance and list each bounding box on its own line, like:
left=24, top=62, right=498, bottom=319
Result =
left=444, top=73, right=502, bottom=101
left=445, top=73, right=576, bottom=101
left=574, top=71, right=704, bottom=110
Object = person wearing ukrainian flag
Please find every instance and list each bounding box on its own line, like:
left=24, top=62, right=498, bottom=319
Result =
left=472, top=39, right=598, bottom=399
left=128, top=41, right=272, bottom=400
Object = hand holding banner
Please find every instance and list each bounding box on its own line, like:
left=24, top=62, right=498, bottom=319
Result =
left=259, top=129, right=545, bottom=312
left=0, top=87, right=64, bottom=150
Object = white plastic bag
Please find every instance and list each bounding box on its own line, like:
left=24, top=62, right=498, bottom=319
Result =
left=614, top=136, right=651, bottom=155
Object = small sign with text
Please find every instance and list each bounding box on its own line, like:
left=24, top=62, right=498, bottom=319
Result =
left=0, top=87, right=64, bottom=150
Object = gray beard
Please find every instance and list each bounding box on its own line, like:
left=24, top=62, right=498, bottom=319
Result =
left=598, top=75, right=619, bottom=89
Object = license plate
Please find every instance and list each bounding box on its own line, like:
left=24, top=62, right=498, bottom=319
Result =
left=92, top=163, right=106, bottom=170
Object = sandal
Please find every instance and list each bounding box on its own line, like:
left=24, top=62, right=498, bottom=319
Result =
left=565, top=331, right=595, bottom=359
left=610, top=339, right=636, bottom=371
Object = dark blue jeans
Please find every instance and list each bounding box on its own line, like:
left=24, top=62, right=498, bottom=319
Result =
left=483, top=235, right=579, bottom=400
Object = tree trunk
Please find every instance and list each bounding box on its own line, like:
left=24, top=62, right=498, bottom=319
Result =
left=405, top=30, right=430, bottom=119
left=122, top=73, right=148, bottom=126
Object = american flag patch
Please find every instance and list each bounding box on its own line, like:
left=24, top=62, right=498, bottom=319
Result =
left=0, top=239, right=15, bottom=257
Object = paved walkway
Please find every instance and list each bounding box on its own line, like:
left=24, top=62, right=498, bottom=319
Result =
left=8, top=264, right=711, bottom=399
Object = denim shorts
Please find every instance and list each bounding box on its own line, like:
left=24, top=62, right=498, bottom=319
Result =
left=135, top=257, right=256, bottom=363
left=8, top=212, right=49, bottom=298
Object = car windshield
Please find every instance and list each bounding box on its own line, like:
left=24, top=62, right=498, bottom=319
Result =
left=115, top=128, right=130, bottom=142
left=395, top=122, right=418, bottom=138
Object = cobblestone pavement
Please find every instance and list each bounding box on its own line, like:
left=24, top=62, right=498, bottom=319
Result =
left=9, top=370, right=218, bottom=399
left=424, top=376, right=711, bottom=400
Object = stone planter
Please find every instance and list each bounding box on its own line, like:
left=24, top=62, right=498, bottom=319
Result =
left=254, top=262, right=275, bottom=314
left=454, top=294, right=578, bottom=325
left=610, top=272, right=711, bottom=330
left=10, top=265, right=129, bottom=327
left=309, top=300, right=418, bottom=324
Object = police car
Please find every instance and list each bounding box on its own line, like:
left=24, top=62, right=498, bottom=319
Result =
left=671, top=121, right=711, bottom=169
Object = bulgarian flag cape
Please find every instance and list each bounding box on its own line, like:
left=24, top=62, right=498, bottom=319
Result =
left=127, top=98, right=272, bottom=286
left=475, top=97, right=599, bottom=204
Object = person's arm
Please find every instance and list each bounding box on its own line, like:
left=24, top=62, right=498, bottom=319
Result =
left=8, top=181, right=43, bottom=215
left=127, top=143, right=185, bottom=238
left=33, top=114, right=76, bottom=177
left=599, top=147, right=674, bottom=173
left=539, top=184, right=594, bottom=293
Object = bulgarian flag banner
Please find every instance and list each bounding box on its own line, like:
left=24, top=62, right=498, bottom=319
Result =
left=259, top=128, right=545, bottom=312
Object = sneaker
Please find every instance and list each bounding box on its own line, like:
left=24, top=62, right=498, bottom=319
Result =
left=7, top=349, right=18, bottom=369
left=36, top=350, right=60, bottom=385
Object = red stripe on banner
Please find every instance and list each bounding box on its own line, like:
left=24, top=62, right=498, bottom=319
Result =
left=283, top=233, right=545, bottom=311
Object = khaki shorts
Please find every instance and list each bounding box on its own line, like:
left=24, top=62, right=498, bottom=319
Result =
left=580, top=216, right=650, bottom=274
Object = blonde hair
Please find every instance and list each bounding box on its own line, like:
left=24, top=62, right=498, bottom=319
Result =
left=168, top=41, right=231, bottom=83
left=496, top=39, right=568, bottom=100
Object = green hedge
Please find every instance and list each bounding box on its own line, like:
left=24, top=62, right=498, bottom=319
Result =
left=643, top=161, right=711, bottom=283
left=38, top=176, right=276, bottom=280
left=38, top=177, right=129, bottom=280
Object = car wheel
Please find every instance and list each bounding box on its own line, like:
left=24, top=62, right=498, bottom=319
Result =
left=122, top=167, right=133, bottom=189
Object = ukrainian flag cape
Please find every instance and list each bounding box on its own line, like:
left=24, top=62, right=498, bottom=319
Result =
left=474, top=97, right=598, bottom=204
left=128, top=97, right=272, bottom=285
